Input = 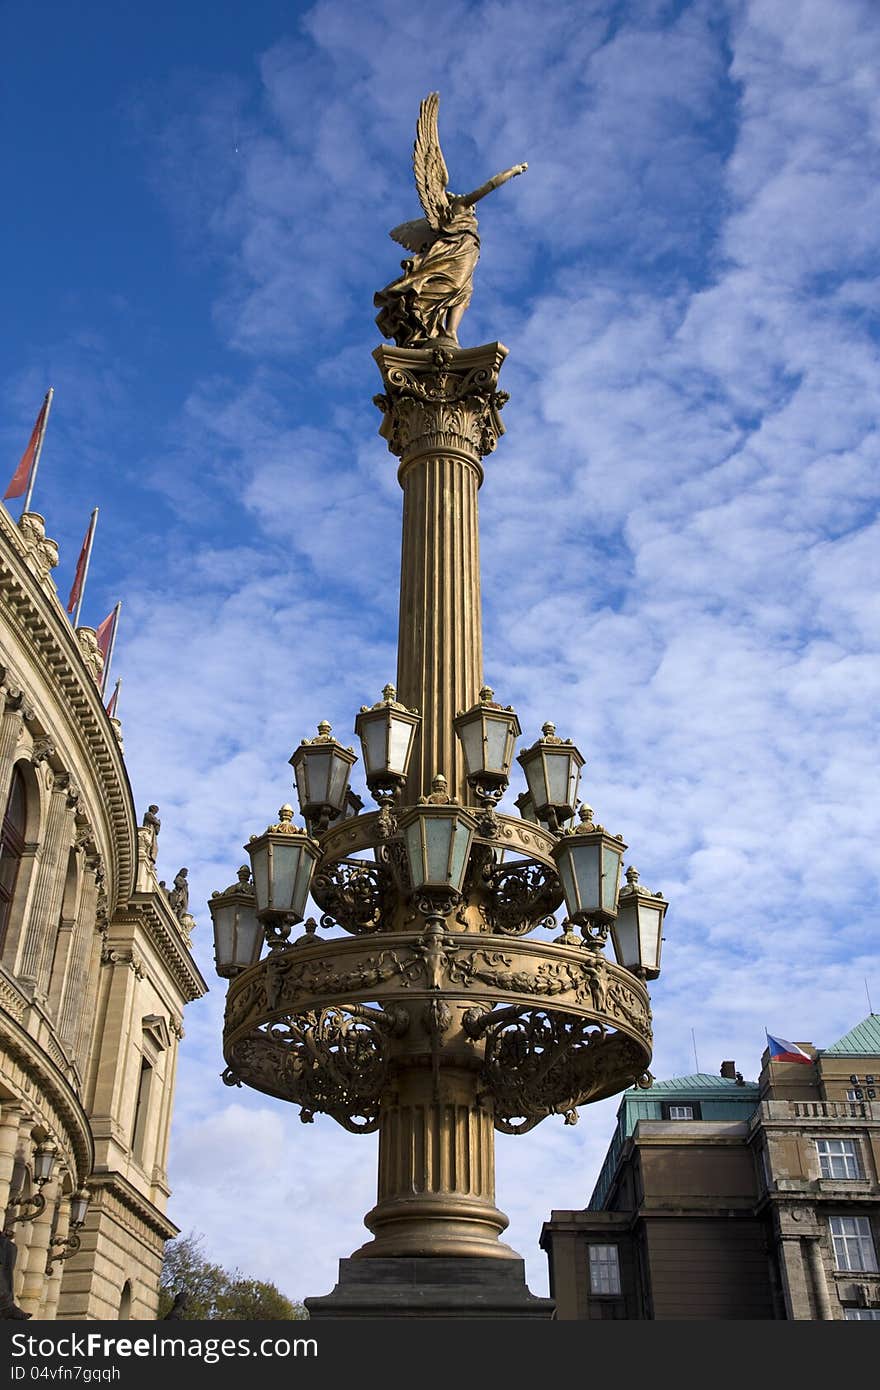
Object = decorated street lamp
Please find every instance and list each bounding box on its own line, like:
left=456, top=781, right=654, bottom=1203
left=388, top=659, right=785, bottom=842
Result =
left=214, top=92, right=668, bottom=1320
left=611, top=865, right=668, bottom=980
left=290, top=722, right=358, bottom=833
left=551, top=804, right=627, bottom=950
left=246, top=805, right=320, bottom=948
left=208, top=866, right=262, bottom=977
left=355, top=684, right=421, bottom=803
left=453, top=686, right=521, bottom=805
left=516, top=722, right=584, bottom=831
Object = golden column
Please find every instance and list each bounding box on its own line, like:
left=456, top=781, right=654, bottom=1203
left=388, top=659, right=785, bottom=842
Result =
left=375, top=343, right=508, bottom=804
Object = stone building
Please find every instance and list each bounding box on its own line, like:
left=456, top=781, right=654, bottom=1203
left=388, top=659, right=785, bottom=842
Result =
left=0, top=503, right=206, bottom=1319
left=541, top=1015, right=880, bottom=1319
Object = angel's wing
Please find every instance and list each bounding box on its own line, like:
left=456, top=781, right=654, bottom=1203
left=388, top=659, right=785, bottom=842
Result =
left=413, top=92, right=450, bottom=229
left=389, top=218, right=437, bottom=252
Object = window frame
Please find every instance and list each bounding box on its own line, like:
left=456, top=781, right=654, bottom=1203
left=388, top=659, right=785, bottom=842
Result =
left=661, top=1101, right=701, bottom=1120
left=829, top=1216, right=878, bottom=1273
left=816, top=1137, right=862, bottom=1180
left=588, top=1243, right=622, bottom=1297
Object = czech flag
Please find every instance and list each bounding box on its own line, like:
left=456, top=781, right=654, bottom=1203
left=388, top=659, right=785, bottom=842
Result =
left=767, top=1033, right=812, bottom=1064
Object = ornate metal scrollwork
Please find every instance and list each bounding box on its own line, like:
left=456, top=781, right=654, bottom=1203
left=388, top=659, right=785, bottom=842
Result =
left=476, top=1006, right=649, bottom=1135
left=227, top=1004, right=409, bottom=1133
left=482, top=859, right=563, bottom=936
left=311, top=857, right=394, bottom=935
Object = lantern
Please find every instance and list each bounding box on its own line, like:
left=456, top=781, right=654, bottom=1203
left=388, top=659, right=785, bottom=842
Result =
left=209, top=866, right=263, bottom=978
left=453, top=687, right=521, bottom=802
left=516, top=722, right=584, bottom=829
left=246, top=806, right=320, bottom=923
left=69, top=1190, right=90, bottom=1228
left=611, top=866, right=668, bottom=980
left=397, top=780, right=478, bottom=899
left=551, top=806, right=626, bottom=926
left=354, top=685, right=420, bottom=800
left=290, top=721, right=358, bottom=831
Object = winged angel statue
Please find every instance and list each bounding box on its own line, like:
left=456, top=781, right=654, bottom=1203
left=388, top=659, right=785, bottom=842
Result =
left=374, top=93, right=527, bottom=347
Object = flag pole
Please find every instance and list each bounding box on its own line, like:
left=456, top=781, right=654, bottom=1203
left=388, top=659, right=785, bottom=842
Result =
left=101, top=601, right=122, bottom=695
left=22, top=387, right=53, bottom=515
left=72, top=507, right=99, bottom=628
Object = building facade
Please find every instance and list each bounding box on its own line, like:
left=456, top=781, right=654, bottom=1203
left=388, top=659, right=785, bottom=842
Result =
left=0, top=503, right=206, bottom=1319
left=541, top=1016, right=880, bottom=1320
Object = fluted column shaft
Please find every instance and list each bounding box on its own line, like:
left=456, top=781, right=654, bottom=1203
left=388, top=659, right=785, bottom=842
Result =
left=19, top=779, right=73, bottom=987
left=375, top=342, right=508, bottom=803
left=354, top=1064, right=514, bottom=1261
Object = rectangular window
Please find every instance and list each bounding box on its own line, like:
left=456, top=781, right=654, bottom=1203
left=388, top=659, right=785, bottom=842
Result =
left=668, top=1105, right=694, bottom=1120
left=131, top=1056, right=153, bottom=1163
left=829, top=1217, right=878, bottom=1273
left=843, top=1308, right=880, bottom=1320
left=589, top=1244, right=621, bottom=1296
left=816, top=1138, right=862, bottom=1179
left=846, top=1089, right=864, bottom=1102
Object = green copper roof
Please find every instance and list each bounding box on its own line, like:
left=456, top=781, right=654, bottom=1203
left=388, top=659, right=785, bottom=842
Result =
left=822, top=1014, right=880, bottom=1056
left=625, top=1073, right=759, bottom=1096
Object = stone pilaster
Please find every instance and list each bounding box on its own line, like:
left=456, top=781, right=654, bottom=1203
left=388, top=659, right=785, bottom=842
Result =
left=18, top=777, right=74, bottom=988
left=804, top=1234, right=834, bottom=1319
left=58, top=867, right=100, bottom=1057
left=0, top=693, right=26, bottom=808
left=374, top=342, right=508, bottom=804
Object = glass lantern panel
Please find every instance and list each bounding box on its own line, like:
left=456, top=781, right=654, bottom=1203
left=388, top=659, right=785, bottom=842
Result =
left=546, top=750, right=573, bottom=807
left=638, top=904, right=663, bottom=972
left=523, top=756, right=548, bottom=811
left=70, top=1194, right=89, bottom=1227
left=457, top=717, right=484, bottom=776
left=567, top=758, right=582, bottom=811
left=292, top=846, right=315, bottom=921
left=425, top=816, right=455, bottom=885
left=518, top=796, right=537, bottom=823
left=449, top=821, right=472, bottom=892
left=388, top=718, right=414, bottom=775
left=291, top=761, right=308, bottom=812
left=404, top=820, right=426, bottom=887
left=327, top=753, right=351, bottom=808
left=249, top=842, right=271, bottom=914
left=361, top=718, right=388, bottom=775
left=484, top=718, right=511, bottom=773
left=212, top=901, right=236, bottom=966
left=237, top=902, right=263, bottom=966
left=270, top=841, right=301, bottom=913
left=570, top=841, right=601, bottom=914
left=556, top=852, right=580, bottom=918
left=613, top=906, right=640, bottom=970
left=304, top=751, right=333, bottom=804
left=601, top=845, right=623, bottom=913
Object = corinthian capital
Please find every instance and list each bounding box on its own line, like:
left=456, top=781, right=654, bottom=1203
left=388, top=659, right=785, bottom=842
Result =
left=373, top=342, right=509, bottom=467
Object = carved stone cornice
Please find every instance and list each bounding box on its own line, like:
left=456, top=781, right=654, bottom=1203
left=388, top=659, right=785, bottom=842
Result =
left=0, top=509, right=137, bottom=908
left=373, top=342, right=508, bottom=469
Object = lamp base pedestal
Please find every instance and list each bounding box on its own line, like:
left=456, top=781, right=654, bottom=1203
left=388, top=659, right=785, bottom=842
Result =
left=304, top=1257, right=555, bottom=1319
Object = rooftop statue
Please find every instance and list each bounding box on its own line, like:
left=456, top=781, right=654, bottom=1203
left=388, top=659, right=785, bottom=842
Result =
left=374, top=92, right=527, bottom=348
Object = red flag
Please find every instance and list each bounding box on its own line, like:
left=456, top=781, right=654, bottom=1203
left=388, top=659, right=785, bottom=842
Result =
left=105, top=680, right=120, bottom=719
left=95, top=608, right=115, bottom=666
left=67, top=511, right=98, bottom=615
left=4, top=392, right=51, bottom=501
left=95, top=602, right=121, bottom=692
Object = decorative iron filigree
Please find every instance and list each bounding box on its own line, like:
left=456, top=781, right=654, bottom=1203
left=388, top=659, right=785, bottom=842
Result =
left=482, top=859, right=563, bottom=936
left=475, top=1006, right=651, bottom=1134
left=227, top=1004, right=408, bottom=1133
left=311, top=857, right=393, bottom=935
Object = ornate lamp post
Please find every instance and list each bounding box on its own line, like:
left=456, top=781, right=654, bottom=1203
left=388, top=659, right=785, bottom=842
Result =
left=213, top=93, right=667, bottom=1318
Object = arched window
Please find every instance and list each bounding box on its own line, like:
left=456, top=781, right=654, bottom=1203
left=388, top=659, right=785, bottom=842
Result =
left=118, top=1281, right=132, bottom=1320
left=0, top=768, right=26, bottom=951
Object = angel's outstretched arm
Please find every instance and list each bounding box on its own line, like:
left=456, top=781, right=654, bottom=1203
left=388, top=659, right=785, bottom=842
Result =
left=460, top=163, right=528, bottom=207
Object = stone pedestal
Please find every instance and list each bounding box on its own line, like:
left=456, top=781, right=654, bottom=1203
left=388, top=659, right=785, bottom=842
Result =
left=305, top=1256, right=554, bottom=1319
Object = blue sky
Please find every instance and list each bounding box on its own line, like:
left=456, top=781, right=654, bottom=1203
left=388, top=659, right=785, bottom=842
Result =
left=3, top=0, right=880, bottom=1304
